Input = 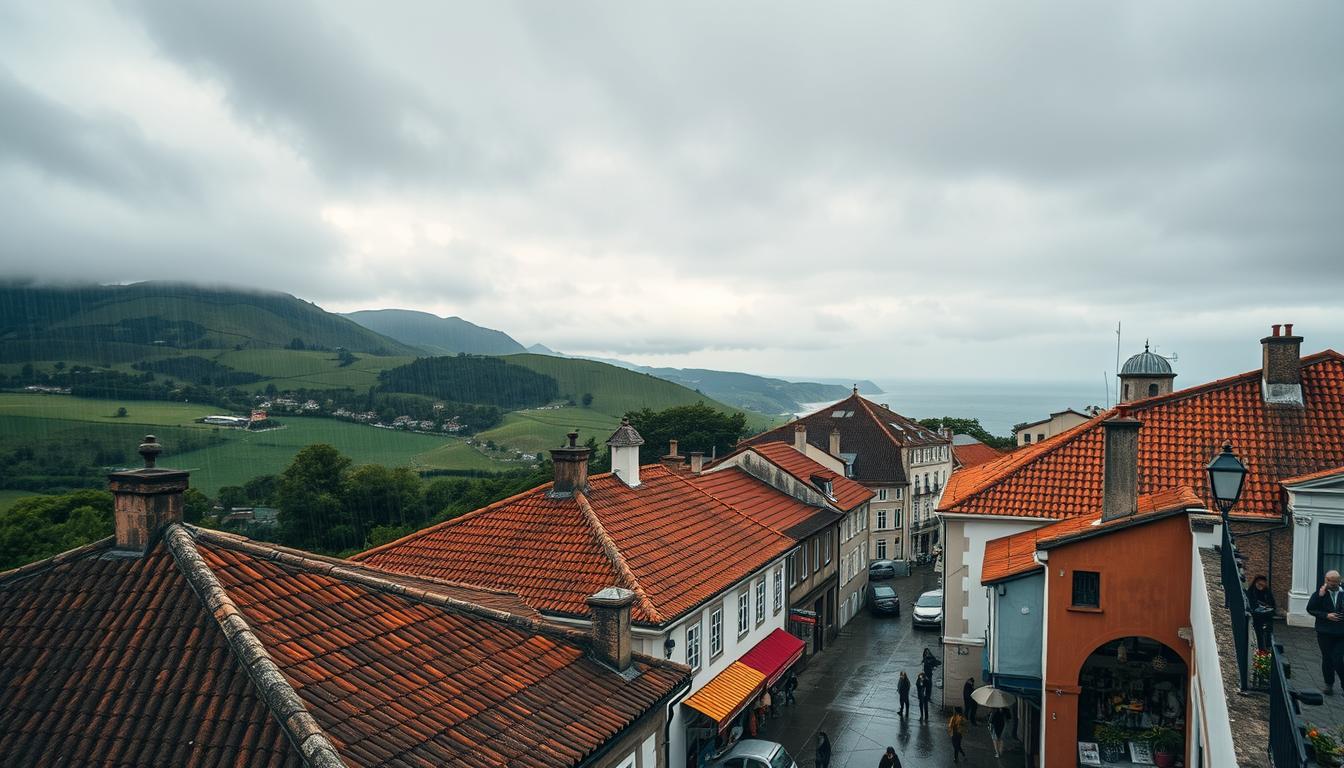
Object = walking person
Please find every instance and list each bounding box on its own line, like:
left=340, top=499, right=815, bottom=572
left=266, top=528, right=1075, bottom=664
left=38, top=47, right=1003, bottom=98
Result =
left=897, top=671, right=911, bottom=717
left=815, top=732, right=832, bottom=768
left=921, top=647, right=941, bottom=683
left=1307, top=570, right=1344, bottom=695
left=990, top=706, right=1008, bottom=758
left=1248, top=574, right=1277, bottom=651
left=783, top=670, right=798, bottom=706
left=963, top=677, right=979, bottom=725
left=948, top=707, right=968, bottom=763
left=878, top=746, right=902, bottom=768
left=915, top=672, right=932, bottom=722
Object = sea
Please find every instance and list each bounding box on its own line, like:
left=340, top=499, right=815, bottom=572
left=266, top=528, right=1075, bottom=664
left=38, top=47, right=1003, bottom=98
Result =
left=796, top=379, right=1106, bottom=437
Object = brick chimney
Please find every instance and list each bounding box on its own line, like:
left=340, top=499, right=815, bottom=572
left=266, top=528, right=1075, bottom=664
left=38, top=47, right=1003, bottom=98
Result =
left=586, top=587, right=637, bottom=671
left=793, top=424, right=807, bottom=453
left=107, top=435, right=189, bottom=554
left=607, top=418, right=645, bottom=488
left=661, top=440, right=684, bottom=472
left=1101, top=410, right=1141, bottom=522
left=548, top=430, right=590, bottom=498
left=1262, top=323, right=1304, bottom=406
left=689, top=451, right=705, bottom=475
left=828, top=428, right=841, bottom=457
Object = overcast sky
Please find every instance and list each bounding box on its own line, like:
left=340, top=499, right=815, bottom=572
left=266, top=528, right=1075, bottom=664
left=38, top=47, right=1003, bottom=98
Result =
left=1, top=2, right=1340, bottom=385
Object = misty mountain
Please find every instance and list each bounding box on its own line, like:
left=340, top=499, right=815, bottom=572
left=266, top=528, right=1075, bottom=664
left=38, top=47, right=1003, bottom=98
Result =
left=344, top=309, right=527, bottom=356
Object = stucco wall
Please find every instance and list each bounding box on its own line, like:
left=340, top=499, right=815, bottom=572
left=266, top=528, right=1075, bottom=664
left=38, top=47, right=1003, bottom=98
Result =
left=991, top=572, right=1044, bottom=680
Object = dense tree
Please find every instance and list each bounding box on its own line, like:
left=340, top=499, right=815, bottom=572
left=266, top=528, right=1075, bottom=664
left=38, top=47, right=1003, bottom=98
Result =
left=244, top=474, right=279, bottom=506
left=625, top=403, right=749, bottom=465
left=218, top=486, right=248, bottom=511
left=0, top=490, right=114, bottom=569
left=378, top=355, right=558, bottom=409
left=183, top=487, right=210, bottom=523
left=343, top=464, right=423, bottom=536
left=276, top=444, right=351, bottom=550
left=917, top=417, right=1013, bottom=450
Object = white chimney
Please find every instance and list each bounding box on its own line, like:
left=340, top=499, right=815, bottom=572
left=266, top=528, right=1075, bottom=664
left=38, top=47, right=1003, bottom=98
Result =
left=606, top=418, right=645, bottom=488
left=793, top=424, right=807, bottom=453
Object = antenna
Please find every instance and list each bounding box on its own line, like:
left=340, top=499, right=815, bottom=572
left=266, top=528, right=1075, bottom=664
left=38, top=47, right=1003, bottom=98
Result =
left=1114, top=321, right=1122, bottom=405
left=1103, top=371, right=1110, bottom=409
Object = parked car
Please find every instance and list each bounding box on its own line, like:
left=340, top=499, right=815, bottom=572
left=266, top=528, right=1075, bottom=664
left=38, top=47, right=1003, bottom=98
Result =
left=867, top=582, right=901, bottom=616
left=912, top=588, right=943, bottom=629
left=708, top=739, right=799, bottom=768
left=868, top=559, right=898, bottom=580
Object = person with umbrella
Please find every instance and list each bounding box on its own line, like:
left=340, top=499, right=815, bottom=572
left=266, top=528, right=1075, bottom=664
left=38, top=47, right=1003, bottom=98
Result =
left=990, top=706, right=1008, bottom=757
left=971, top=684, right=1018, bottom=758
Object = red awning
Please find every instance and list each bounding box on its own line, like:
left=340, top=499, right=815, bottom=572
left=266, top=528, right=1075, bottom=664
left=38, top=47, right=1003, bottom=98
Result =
left=739, top=628, right=806, bottom=686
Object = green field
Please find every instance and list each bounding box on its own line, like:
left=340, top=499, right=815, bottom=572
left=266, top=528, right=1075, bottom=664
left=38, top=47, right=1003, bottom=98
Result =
left=212, top=349, right=417, bottom=391
left=474, top=408, right=623, bottom=454
left=0, top=393, right=512, bottom=497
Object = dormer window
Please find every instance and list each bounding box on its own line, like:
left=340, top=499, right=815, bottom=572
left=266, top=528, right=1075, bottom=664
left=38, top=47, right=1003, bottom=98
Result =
left=811, top=475, right=835, bottom=498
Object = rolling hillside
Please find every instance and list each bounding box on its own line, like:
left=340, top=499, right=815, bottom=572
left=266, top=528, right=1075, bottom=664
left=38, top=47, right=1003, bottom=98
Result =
left=632, top=366, right=856, bottom=414
left=344, top=309, right=526, bottom=356
left=0, top=282, right=420, bottom=364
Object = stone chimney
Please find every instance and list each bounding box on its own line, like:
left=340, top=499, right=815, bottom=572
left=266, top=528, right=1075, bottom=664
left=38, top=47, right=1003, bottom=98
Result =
left=661, top=440, right=684, bottom=472
left=1100, top=409, right=1141, bottom=522
left=548, top=430, right=590, bottom=498
left=793, top=424, right=807, bottom=453
left=586, top=587, right=637, bottom=671
left=607, top=418, right=645, bottom=488
left=689, top=451, right=705, bottom=475
left=1262, top=323, right=1304, bottom=406
left=829, top=428, right=841, bottom=456
left=107, top=435, right=189, bottom=554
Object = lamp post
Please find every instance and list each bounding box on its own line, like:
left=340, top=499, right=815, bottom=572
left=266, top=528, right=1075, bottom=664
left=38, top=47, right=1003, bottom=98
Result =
left=1206, top=442, right=1248, bottom=516
left=1208, top=442, right=1252, bottom=689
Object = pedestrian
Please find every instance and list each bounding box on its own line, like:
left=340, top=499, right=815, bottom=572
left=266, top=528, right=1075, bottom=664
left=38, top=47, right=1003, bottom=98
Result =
left=815, top=732, right=832, bottom=768
left=1307, top=570, right=1344, bottom=695
left=768, top=685, right=780, bottom=718
left=921, top=647, right=941, bottom=682
left=784, top=670, right=798, bottom=706
left=878, top=746, right=902, bottom=768
left=963, top=677, right=978, bottom=725
left=897, top=670, right=911, bottom=717
left=760, top=689, right=773, bottom=721
left=990, top=706, right=1008, bottom=757
left=1248, top=574, right=1277, bottom=651
left=948, top=707, right=968, bottom=763
left=916, top=672, right=932, bottom=722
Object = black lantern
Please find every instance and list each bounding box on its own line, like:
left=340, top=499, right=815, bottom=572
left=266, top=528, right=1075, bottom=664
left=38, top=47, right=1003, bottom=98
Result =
left=1206, top=442, right=1247, bottom=514
left=664, top=635, right=676, bottom=659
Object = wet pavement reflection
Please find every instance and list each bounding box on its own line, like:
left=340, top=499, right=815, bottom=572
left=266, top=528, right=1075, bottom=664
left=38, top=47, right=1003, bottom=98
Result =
left=756, top=566, right=1029, bottom=767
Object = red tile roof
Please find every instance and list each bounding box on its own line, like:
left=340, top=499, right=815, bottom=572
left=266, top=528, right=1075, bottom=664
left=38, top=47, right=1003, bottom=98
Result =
left=693, top=467, right=839, bottom=539
left=980, top=486, right=1205, bottom=584
left=0, top=526, right=690, bottom=768
left=1282, top=464, right=1344, bottom=486
left=953, top=441, right=1004, bottom=469
left=941, top=351, right=1344, bottom=521
left=735, top=441, right=875, bottom=512
left=357, top=464, right=796, bottom=625
left=742, top=392, right=945, bottom=485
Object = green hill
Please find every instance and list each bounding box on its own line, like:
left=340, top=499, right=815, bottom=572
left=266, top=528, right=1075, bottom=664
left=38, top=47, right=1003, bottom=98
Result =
left=632, top=366, right=855, bottom=415
left=344, top=309, right=526, bottom=356
left=0, top=281, right=420, bottom=364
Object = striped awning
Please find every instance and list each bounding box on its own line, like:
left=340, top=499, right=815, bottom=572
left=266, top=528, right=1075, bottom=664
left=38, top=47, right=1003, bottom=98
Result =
left=682, top=662, right=766, bottom=729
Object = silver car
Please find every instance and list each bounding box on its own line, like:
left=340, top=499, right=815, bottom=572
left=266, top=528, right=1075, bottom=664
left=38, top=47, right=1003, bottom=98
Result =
left=707, top=739, right=799, bottom=768
left=912, top=588, right=943, bottom=629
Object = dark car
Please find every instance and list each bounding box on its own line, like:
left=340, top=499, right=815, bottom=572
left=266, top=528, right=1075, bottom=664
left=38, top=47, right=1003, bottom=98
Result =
left=868, top=559, right=898, bottom=581
left=867, top=582, right=901, bottom=616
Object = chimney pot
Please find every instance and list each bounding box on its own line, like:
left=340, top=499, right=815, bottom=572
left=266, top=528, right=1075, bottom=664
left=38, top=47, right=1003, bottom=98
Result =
left=607, top=419, right=645, bottom=488
left=548, top=430, right=591, bottom=497
left=108, top=436, right=189, bottom=554
left=668, top=439, right=678, bottom=457
left=689, top=451, right=705, bottom=475
left=1285, top=323, right=1294, bottom=336
left=1101, top=416, right=1140, bottom=522
left=586, top=587, right=636, bottom=671
left=1272, top=324, right=1281, bottom=337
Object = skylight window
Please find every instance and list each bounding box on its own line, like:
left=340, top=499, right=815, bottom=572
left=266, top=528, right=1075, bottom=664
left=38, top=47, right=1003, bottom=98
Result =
left=832, top=410, right=854, bottom=418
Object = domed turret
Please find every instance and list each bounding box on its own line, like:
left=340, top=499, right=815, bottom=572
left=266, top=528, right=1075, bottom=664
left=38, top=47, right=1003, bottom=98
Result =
left=1119, top=341, right=1176, bottom=403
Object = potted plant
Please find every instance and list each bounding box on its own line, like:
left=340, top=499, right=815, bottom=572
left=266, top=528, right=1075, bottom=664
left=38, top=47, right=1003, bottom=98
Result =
left=1252, top=649, right=1272, bottom=687
left=1094, top=723, right=1129, bottom=764
left=1145, top=725, right=1183, bottom=768
left=1306, top=724, right=1342, bottom=766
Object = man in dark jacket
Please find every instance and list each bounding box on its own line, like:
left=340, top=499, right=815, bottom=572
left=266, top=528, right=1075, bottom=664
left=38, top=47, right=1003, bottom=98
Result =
left=916, top=672, right=932, bottom=722
left=897, top=671, right=911, bottom=717
left=1307, top=570, right=1344, bottom=695
left=963, top=677, right=979, bottom=725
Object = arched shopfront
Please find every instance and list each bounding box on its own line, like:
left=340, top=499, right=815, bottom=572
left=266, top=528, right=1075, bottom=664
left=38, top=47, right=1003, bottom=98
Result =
left=1076, top=637, right=1187, bottom=764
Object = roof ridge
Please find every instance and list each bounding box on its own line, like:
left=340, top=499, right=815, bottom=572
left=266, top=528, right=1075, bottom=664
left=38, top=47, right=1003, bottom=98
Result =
left=162, top=525, right=346, bottom=768
left=855, top=396, right=913, bottom=451
left=188, top=526, right=581, bottom=640
left=0, top=536, right=114, bottom=584
left=573, top=492, right=662, bottom=623
left=351, top=479, right=559, bottom=562
left=748, top=443, right=873, bottom=511
left=1126, top=348, right=1342, bottom=412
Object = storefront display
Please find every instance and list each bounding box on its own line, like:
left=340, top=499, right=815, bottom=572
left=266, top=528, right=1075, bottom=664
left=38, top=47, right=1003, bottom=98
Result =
left=1077, top=637, right=1186, bottom=767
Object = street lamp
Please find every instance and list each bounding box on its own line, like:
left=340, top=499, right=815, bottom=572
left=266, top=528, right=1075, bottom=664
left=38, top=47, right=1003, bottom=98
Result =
left=664, top=636, right=676, bottom=659
left=1206, top=442, right=1248, bottom=515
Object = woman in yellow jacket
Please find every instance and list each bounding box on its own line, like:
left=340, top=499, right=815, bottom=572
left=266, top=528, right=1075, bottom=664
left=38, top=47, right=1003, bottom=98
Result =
left=947, top=707, right=968, bottom=763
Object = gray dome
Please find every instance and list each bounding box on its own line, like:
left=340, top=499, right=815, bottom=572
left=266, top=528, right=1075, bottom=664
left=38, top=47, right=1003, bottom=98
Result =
left=1121, top=343, right=1173, bottom=376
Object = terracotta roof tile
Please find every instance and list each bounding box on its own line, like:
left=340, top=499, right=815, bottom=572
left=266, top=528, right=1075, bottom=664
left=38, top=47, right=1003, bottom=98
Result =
left=1281, top=463, right=1344, bottom=486
left=941, top=351, right=1344, bottom=521
left=737, top=442, right=874, bottom=512
left=357, top=465, right=796, bottom=625
left=952, top=441, right=1005, bottom=469
left=693, top=468, right=839, bottom=539
left=980, top=486, right=1205, bottom=583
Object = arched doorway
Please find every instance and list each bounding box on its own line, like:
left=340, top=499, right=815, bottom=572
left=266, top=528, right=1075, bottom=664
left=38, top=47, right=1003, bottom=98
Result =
left=1077, top=637, right=1187, bottom=764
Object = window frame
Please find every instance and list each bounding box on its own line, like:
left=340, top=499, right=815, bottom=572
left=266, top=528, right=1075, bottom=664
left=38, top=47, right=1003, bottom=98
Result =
left=876, top=538, right=887, bottom=560
left=1071, top=570, right=1102, bottom=609
left=737, top=590, right=750, bottom=636
left=878, top=488, right=888, bottom=501
left=773, top=567, right=783, bottom=614
left=685, top=616, right=702, bottom=671
left=877, top=508, right=888, bottom=529
left=824, top=530, right=832, bottom=564
left=710, top=606, right=724, bottom=658
left=755, top=578, right=766, bottom=625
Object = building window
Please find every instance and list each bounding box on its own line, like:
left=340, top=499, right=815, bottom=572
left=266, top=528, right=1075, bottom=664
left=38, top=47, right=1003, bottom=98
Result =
left=1023, top=433, right=1032, bottom=444
left=1037, top=433, right=1045, bottom=443
left=1148, top=383, right=1159, bottom=397
left=686, top=618, right=702, bottom=670
left=1072, top=571, right=1101, bottom=608
left=896, top=487, right=902, bottom=500
left=813, top=538, right=820, bottom=573
left=824, top=531, right=832, bottom=564
left=877, top=509, right=888, bottom=529
left=893, top=509, right=902, bottom=528
left=738, top=591, right=750, bottom=636
left=774, top=568, right=783, bottom=614
left=861, top=510, right=867, bottom=531
left=788, top=548, right=800, bottom=586
left=876, top=538, right=887, bottom=560
left=878, top=488, right=888, bottom=501
left=756, top=579, right=766, bottom=625
left=710, top=607, right=723, bottom=657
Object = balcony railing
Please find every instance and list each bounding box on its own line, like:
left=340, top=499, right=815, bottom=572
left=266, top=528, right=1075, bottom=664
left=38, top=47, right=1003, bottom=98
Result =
left=1220, top=520, right=1320, bottom=767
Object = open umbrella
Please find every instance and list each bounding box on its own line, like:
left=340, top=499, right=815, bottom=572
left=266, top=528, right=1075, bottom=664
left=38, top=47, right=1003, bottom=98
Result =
left=971, top=685, right=1016, bottom=708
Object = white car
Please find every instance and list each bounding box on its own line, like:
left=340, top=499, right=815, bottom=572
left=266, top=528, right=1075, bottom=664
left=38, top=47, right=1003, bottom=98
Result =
left=707, top=739, right=799, bottom=768
left=912, top=588, right=943, bottom=629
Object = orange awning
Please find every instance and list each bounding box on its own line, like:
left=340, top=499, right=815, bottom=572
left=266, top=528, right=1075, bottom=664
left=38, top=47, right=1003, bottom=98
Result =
left=683, top=662, right=766, bottom=729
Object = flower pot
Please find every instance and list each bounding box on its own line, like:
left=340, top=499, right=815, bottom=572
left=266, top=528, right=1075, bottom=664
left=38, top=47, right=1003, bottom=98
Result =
left=1154, top=749, right=1176, bottom=768
left=1100, top=743, right=1128, bottom=763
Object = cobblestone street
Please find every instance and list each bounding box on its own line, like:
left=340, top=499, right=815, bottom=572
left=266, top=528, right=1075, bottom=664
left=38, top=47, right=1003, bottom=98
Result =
left=757, top=566, right=1029, bottom=767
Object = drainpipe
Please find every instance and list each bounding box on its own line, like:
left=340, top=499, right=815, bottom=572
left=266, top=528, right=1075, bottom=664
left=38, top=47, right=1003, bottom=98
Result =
left=1035, top=549, right=1050, bottom=768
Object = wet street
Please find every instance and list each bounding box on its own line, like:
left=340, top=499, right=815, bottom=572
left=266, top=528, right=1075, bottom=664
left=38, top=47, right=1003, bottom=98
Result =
left=757, top=567, right=1030, bottom=767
